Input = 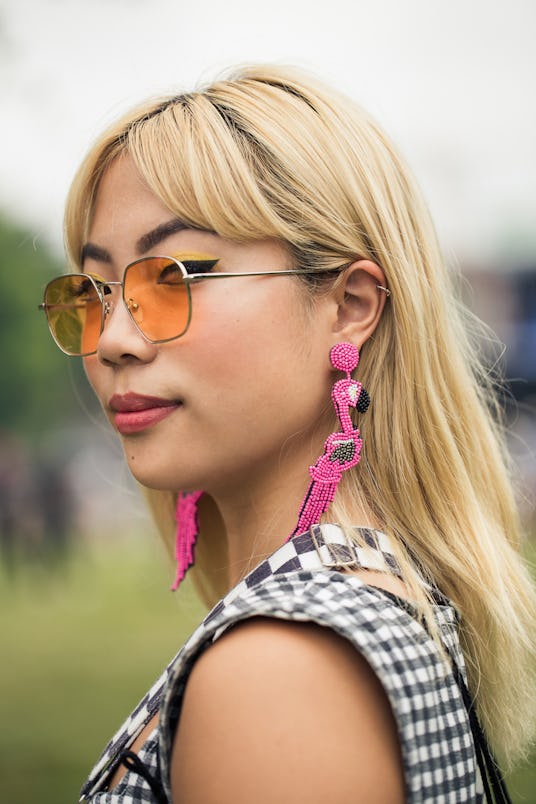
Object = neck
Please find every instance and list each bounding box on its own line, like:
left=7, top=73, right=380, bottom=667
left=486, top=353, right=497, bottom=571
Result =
left=211, top=466, right=310, bottom=588
left=207, top=469, right=376, bottom=590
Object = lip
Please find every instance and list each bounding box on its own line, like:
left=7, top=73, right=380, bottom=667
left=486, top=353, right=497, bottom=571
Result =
left=109, top=392, right=181, bottom=435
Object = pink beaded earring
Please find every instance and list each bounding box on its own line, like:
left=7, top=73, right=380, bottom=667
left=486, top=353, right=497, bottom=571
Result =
left=171, top=490, right=203, bottom=591
left=288, top=341, right=369, bottom=540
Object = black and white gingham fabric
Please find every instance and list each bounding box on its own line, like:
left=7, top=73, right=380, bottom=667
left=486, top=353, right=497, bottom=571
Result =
left=80, top=525, right=484, bottom=803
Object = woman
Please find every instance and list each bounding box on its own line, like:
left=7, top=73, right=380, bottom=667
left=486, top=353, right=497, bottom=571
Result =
left=40, top=65, right=535, bottom=802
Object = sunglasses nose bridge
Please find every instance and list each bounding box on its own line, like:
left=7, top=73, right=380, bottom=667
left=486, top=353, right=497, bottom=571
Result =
left=106, top=276, right=140, bottom=316
left=98, top=281, right=122, bottom=320
left=103, top=298, right=114, bottom=319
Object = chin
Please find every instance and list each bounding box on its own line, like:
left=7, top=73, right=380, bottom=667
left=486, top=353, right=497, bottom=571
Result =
left=123, top=452, right=203, bottom=494
left=127, top=465, right=179, bottom=492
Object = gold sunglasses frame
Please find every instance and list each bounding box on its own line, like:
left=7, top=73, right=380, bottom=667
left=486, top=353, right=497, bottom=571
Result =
left=38, top=256, right=352, bottom=357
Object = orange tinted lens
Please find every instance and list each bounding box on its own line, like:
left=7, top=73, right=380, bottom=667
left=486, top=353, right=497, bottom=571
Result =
left=44, top=275, right=102, bottom=355
left=124, top=258, right=190, bottom=341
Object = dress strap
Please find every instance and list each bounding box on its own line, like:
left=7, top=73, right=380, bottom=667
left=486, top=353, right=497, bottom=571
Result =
left=307, top=523, right=402, bottom=575
left=205, top=524, right=402, bottom=627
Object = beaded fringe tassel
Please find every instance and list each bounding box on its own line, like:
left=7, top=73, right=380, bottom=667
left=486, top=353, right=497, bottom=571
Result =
left=171, top=490, right=203, bottom=591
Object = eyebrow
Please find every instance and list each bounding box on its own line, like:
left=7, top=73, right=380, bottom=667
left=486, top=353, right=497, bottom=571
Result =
left=135, top=218, right=192, bottom=254
left=81, top=218, right=210, bottom=265
left=80, top=242, right=111, bottom=265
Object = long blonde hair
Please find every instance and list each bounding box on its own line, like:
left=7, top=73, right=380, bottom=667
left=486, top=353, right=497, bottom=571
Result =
left=64, top=65, right=535, bottom=766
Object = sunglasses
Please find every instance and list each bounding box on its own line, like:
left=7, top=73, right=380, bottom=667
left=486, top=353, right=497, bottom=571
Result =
left=38, top=255, right=345, bottom=357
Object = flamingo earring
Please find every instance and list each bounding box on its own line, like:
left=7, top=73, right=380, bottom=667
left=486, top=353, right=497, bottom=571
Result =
left=288, top=342, right=369, bottom=540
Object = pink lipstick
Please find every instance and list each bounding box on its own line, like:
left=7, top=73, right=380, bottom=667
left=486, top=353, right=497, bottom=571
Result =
left=109, top=393, right=180, bottom=435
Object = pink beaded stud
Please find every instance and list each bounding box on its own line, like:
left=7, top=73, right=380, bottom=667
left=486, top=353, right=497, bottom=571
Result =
left=330, top=341, right=360, bottom=374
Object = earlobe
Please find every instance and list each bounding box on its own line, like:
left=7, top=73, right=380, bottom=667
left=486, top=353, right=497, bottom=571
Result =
left=333, top=260, right=389, bottom=347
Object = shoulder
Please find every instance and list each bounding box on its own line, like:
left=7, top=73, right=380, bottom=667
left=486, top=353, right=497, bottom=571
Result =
left=170, top=616, right=404, bottom=804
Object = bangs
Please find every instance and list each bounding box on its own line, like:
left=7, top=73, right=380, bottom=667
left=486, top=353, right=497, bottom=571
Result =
left=65, top=72, right=373, bottom=271
left=126, top=93, right=297, bottom=244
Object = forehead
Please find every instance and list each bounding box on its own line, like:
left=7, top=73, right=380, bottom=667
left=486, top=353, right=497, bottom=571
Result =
left=85, top=156, right=295, bottom=274
left=87, top=157, right=211, bottom=261
left=89, top=156, right=174, bottom=236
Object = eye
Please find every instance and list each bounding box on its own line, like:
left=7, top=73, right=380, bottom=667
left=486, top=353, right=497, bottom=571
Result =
left=83, top=273, right=113, bottom=296
left=73, top=276, right=100, bottom=300
left=156, top=261, right=183, bottom=284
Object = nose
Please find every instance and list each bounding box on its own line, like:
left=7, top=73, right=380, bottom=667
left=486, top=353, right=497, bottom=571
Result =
left=96, top=287, right=157, bottom=366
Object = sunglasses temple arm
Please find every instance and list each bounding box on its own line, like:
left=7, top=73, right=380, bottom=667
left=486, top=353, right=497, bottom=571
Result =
left=184, top=267, right=343, bottom=284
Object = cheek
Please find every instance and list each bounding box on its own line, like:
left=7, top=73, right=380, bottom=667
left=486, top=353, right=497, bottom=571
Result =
left=187, top=287, right=328, bottom=422
left=189, top=285, right=300, bottom=380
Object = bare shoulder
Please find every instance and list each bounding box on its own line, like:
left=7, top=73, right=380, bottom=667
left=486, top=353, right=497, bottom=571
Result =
left=170, top=617, right=404, bottom=804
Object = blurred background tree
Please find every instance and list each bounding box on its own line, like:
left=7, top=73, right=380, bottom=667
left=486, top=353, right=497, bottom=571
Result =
left=0, top=213, right=87, bottom=436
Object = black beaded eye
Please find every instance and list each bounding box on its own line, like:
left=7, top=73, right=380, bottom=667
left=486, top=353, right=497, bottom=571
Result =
left=356, top=388, right=370, bottom=414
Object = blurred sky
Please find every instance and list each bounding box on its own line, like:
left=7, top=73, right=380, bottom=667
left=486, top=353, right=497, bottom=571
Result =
left=1, top=0, right=535, bottom=264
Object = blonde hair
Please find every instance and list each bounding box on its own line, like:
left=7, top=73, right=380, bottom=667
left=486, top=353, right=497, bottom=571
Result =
left=65, top=65, right=535, bottom=766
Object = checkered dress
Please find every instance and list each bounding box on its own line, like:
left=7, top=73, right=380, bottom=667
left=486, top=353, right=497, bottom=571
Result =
left=80, top=525, right=485, bottom=803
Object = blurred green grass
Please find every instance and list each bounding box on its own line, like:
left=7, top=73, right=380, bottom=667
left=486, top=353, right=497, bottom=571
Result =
left=0, top=534, right=534, bottom=803
left=0, top=534, right=206, bottom=803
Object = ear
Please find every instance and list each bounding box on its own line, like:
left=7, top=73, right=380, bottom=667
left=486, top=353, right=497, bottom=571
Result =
left=332, top=260, right=389, bottom=348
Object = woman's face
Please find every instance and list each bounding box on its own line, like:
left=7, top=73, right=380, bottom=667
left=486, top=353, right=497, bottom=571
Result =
left=83, top=155, right=337, bottom=497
